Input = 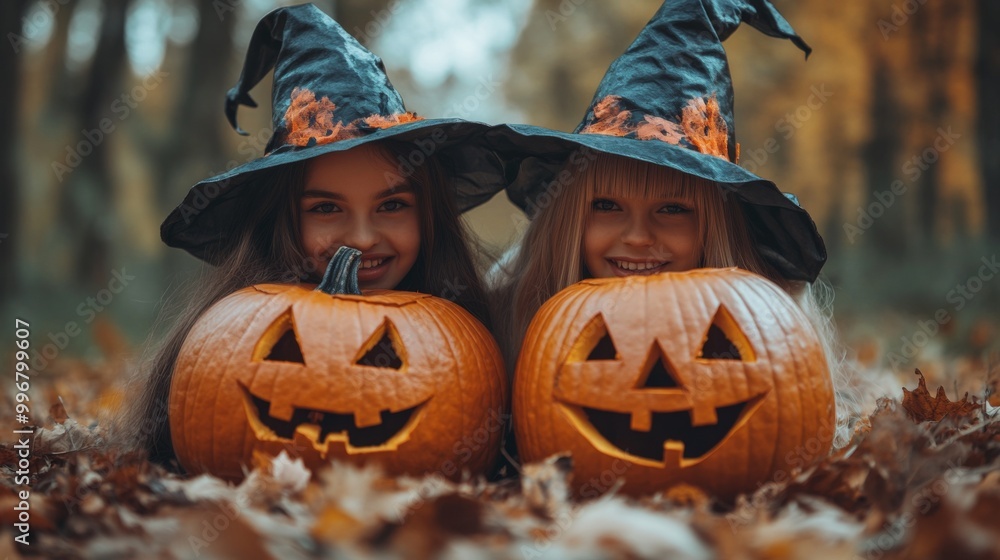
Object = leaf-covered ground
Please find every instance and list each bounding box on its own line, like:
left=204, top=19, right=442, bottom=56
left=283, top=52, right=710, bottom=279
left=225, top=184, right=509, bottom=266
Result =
left=2, top=346, right=999, bottom=559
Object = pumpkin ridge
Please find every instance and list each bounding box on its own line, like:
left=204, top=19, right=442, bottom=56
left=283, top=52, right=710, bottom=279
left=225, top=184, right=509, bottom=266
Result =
left=519, top=282, right=570, bottom=455
left=736, top=274, right=789, bottom=480
left=548, top=283, right=599, bottom=454
left=415, top=300, right=458, bottom=462
left=468, top=299, right=508, bottom=428
left=773, top=276, right=833, bottom=467
left=176, top=295, right=219, bottom=466
left=439, top=297, right=501, bottom=469
left=202, top=292, right=265, bottom=474
left=422, top=299, right=467, bottom=453
left=173, top=299, right=221, bottom=460
left=203, top=293, right=255, bottom=472
left=764, top=277, right=807, bottom=477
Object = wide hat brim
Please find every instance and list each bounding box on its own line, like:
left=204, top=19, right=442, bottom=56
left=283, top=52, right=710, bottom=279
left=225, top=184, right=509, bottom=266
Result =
left=161, top=118, right=503, bottom=265
left=485, top=123, right=827, bottom=283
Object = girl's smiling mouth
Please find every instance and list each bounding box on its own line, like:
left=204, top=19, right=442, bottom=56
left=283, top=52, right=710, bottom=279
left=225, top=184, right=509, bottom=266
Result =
left=356, top=255, right=393, bottom=283
left=607, top=257, right=669, bottom=276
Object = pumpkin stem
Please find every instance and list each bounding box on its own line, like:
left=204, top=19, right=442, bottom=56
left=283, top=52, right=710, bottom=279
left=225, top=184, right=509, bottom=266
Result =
left=316, top=246, right=362, bottom=295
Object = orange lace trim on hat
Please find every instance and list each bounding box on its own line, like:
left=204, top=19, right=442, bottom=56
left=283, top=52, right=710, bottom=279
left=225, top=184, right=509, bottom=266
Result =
left=580, top=94, right=735, bottom=162
left=281, top=87, right=424, bottom=147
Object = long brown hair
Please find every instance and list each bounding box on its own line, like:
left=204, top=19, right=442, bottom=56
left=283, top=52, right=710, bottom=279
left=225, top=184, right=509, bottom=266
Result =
left=114, top=141, right=492, bottom=464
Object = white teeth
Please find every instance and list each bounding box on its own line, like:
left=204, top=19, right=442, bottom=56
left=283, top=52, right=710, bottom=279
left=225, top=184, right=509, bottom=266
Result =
left=360, top=258, right=386, bottom=269
left=612, top=260, right=665, bottom=271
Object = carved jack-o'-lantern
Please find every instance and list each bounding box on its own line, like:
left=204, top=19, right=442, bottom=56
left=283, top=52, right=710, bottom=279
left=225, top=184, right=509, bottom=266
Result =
left=513, top=268, right=835, bottom=498
left=169, top=247, right=508, bottom=481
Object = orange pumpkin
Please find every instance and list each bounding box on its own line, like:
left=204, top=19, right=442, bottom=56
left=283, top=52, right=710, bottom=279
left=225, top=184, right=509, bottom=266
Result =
left=169, top=247, right=508, bottom=481
left=513, top=268, right=835, bottom=499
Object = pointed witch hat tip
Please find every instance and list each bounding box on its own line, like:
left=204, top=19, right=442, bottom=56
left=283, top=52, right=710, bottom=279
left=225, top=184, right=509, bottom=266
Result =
left=225, top=89, right=258, bottom=136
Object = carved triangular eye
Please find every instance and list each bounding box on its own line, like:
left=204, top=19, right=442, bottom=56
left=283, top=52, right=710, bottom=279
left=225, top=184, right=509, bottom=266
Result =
left=255, top=310, right=305, bottom=364
left=355, top=319, right=404, bottom=370
left=697, top=305, right=755, bottom=361
left=587, top=332, right=618, bottom=361
left=569, top=314, right=620, bottom=362
left=635, top=344, right=681, bottom=388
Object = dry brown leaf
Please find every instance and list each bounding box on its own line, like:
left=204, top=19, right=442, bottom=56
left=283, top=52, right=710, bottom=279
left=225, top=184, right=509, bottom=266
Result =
left=901, top=369, right=981, bottom=423
left=49, top=397, right=69, bottom=424
left=33, top=418, right=102, bottom=454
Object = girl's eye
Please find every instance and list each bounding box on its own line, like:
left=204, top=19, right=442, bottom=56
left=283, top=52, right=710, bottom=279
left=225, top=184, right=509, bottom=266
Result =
left=592, top=199, right=619, bottom=212
left=307, top=202, right=340, bottom=214
left=379, top=199, right=411, bottom=212
left=658, top=203, right=691, bottom=215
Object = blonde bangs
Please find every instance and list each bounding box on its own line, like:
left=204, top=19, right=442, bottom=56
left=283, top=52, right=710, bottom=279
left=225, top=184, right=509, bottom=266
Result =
left=587, top=155, right=711, bottom=203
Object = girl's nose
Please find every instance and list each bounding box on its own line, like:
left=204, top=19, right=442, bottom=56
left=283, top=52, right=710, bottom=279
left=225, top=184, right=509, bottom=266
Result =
left=621, top=215, right=655, bottom=247
left=343, top=219, right=381, bottom=251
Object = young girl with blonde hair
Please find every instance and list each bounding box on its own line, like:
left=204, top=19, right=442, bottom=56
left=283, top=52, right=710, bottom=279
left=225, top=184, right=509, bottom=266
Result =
left=488, top=0, right=857, bottom=446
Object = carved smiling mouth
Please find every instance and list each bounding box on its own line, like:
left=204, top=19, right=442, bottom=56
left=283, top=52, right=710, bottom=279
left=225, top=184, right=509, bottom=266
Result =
left=560, top=392, right=767, bottom=467
left=239, top=383, right=427, bottom=453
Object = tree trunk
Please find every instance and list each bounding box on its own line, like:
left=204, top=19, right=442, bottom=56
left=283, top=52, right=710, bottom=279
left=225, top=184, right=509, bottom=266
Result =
left=55, top=0, right=128, bottom=285
left=143, top=0, right=237, bottom=280
left=153, top=0, right=236, bottom=210
left=0, top=0, right=29, bottom=295
left=862, top=56, right=908, bottom=256
left=978, top=0, right=1000, bottom=243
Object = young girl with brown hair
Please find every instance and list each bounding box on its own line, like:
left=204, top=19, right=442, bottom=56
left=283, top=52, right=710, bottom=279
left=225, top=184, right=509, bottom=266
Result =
left=116, top=4, right=505, bottom=465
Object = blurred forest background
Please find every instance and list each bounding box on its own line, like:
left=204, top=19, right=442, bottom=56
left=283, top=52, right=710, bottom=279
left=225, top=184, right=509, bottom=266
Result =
left=0, top=0, right=997, bottom=375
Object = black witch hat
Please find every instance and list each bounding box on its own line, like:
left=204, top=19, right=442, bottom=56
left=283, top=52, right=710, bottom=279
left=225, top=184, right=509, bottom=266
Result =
left=486, top=0, right=826, bottom=282
left=161, top=3, right=504, bottom=264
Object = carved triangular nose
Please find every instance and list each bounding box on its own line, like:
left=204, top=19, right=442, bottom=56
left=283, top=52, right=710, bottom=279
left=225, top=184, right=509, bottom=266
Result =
left=355, top=318, right=403, bottom=370
left=635, top=344, right=681, bottom=389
